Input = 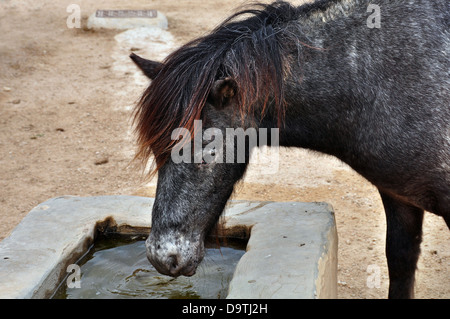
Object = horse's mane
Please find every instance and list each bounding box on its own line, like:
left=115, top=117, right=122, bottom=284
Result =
left=133, top=1, right=302, bottom=176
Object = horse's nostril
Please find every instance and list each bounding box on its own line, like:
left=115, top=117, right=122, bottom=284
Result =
left=168, top=254, right=179, bottom=274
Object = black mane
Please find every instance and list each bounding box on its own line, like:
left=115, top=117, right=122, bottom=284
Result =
left=134, top=1, right=301, bottom=172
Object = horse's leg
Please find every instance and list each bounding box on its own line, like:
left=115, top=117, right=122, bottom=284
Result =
left=379, top=191, right=424, bottom=299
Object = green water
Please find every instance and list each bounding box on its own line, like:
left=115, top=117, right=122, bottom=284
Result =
left=52, top=237, right=246, bottom=299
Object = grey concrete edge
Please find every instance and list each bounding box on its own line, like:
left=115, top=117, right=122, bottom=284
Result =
left=225, top=201, right=337, bottom=299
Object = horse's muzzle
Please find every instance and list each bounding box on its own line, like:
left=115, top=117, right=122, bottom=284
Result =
left=147, top=251, right=197, bottom=277
left=145, top=234, right=204, bottom=277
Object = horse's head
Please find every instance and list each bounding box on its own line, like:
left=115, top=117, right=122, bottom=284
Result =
left=130, top=3, right=289, bottom=277
left=131, top=54, right=254, bottom=277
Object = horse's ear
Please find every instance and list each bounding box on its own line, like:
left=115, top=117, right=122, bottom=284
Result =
left=208, top=78, right=237, bottom=108
left=129, top=53, right=163, bottom=80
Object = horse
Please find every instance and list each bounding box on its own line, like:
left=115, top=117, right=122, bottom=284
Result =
left=130, top=0, right=449, bottom=298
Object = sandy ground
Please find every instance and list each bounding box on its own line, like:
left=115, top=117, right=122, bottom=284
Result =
left=0, top=0, right=448, bottom=299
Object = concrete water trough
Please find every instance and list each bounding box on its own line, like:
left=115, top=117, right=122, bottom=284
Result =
left=0, top=195, right=337, bottom=299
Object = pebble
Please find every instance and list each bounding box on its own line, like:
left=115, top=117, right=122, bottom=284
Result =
left=11, top=99, right=21, bottom=104
left=3, top=87, right=11, bottom=92
left=94, top=158, right=109, bottom=165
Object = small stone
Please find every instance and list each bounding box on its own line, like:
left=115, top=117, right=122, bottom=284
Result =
left=3, top=87, right=11, bottom=92
left=94, top=158, right=109, bottom=165
left=11, top=99, right=21, bottom=104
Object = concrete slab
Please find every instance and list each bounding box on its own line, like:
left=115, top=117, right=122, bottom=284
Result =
left=224, top=201, right=338, bottom=299
left=0, top=196, right=152, bottom=299
left=0, top=196, right=337, bottom=299
left=87, top=10, right=168, bottom=30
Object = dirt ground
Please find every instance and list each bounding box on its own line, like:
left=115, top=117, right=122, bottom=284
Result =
left=0, top=0, right=448, bottom=299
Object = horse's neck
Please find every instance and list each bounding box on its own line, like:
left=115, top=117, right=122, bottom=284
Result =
left=278, top=0, right=375, bottom=157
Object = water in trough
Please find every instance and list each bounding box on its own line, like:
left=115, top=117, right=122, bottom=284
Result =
left=52, top=236, right=246, bottom=299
